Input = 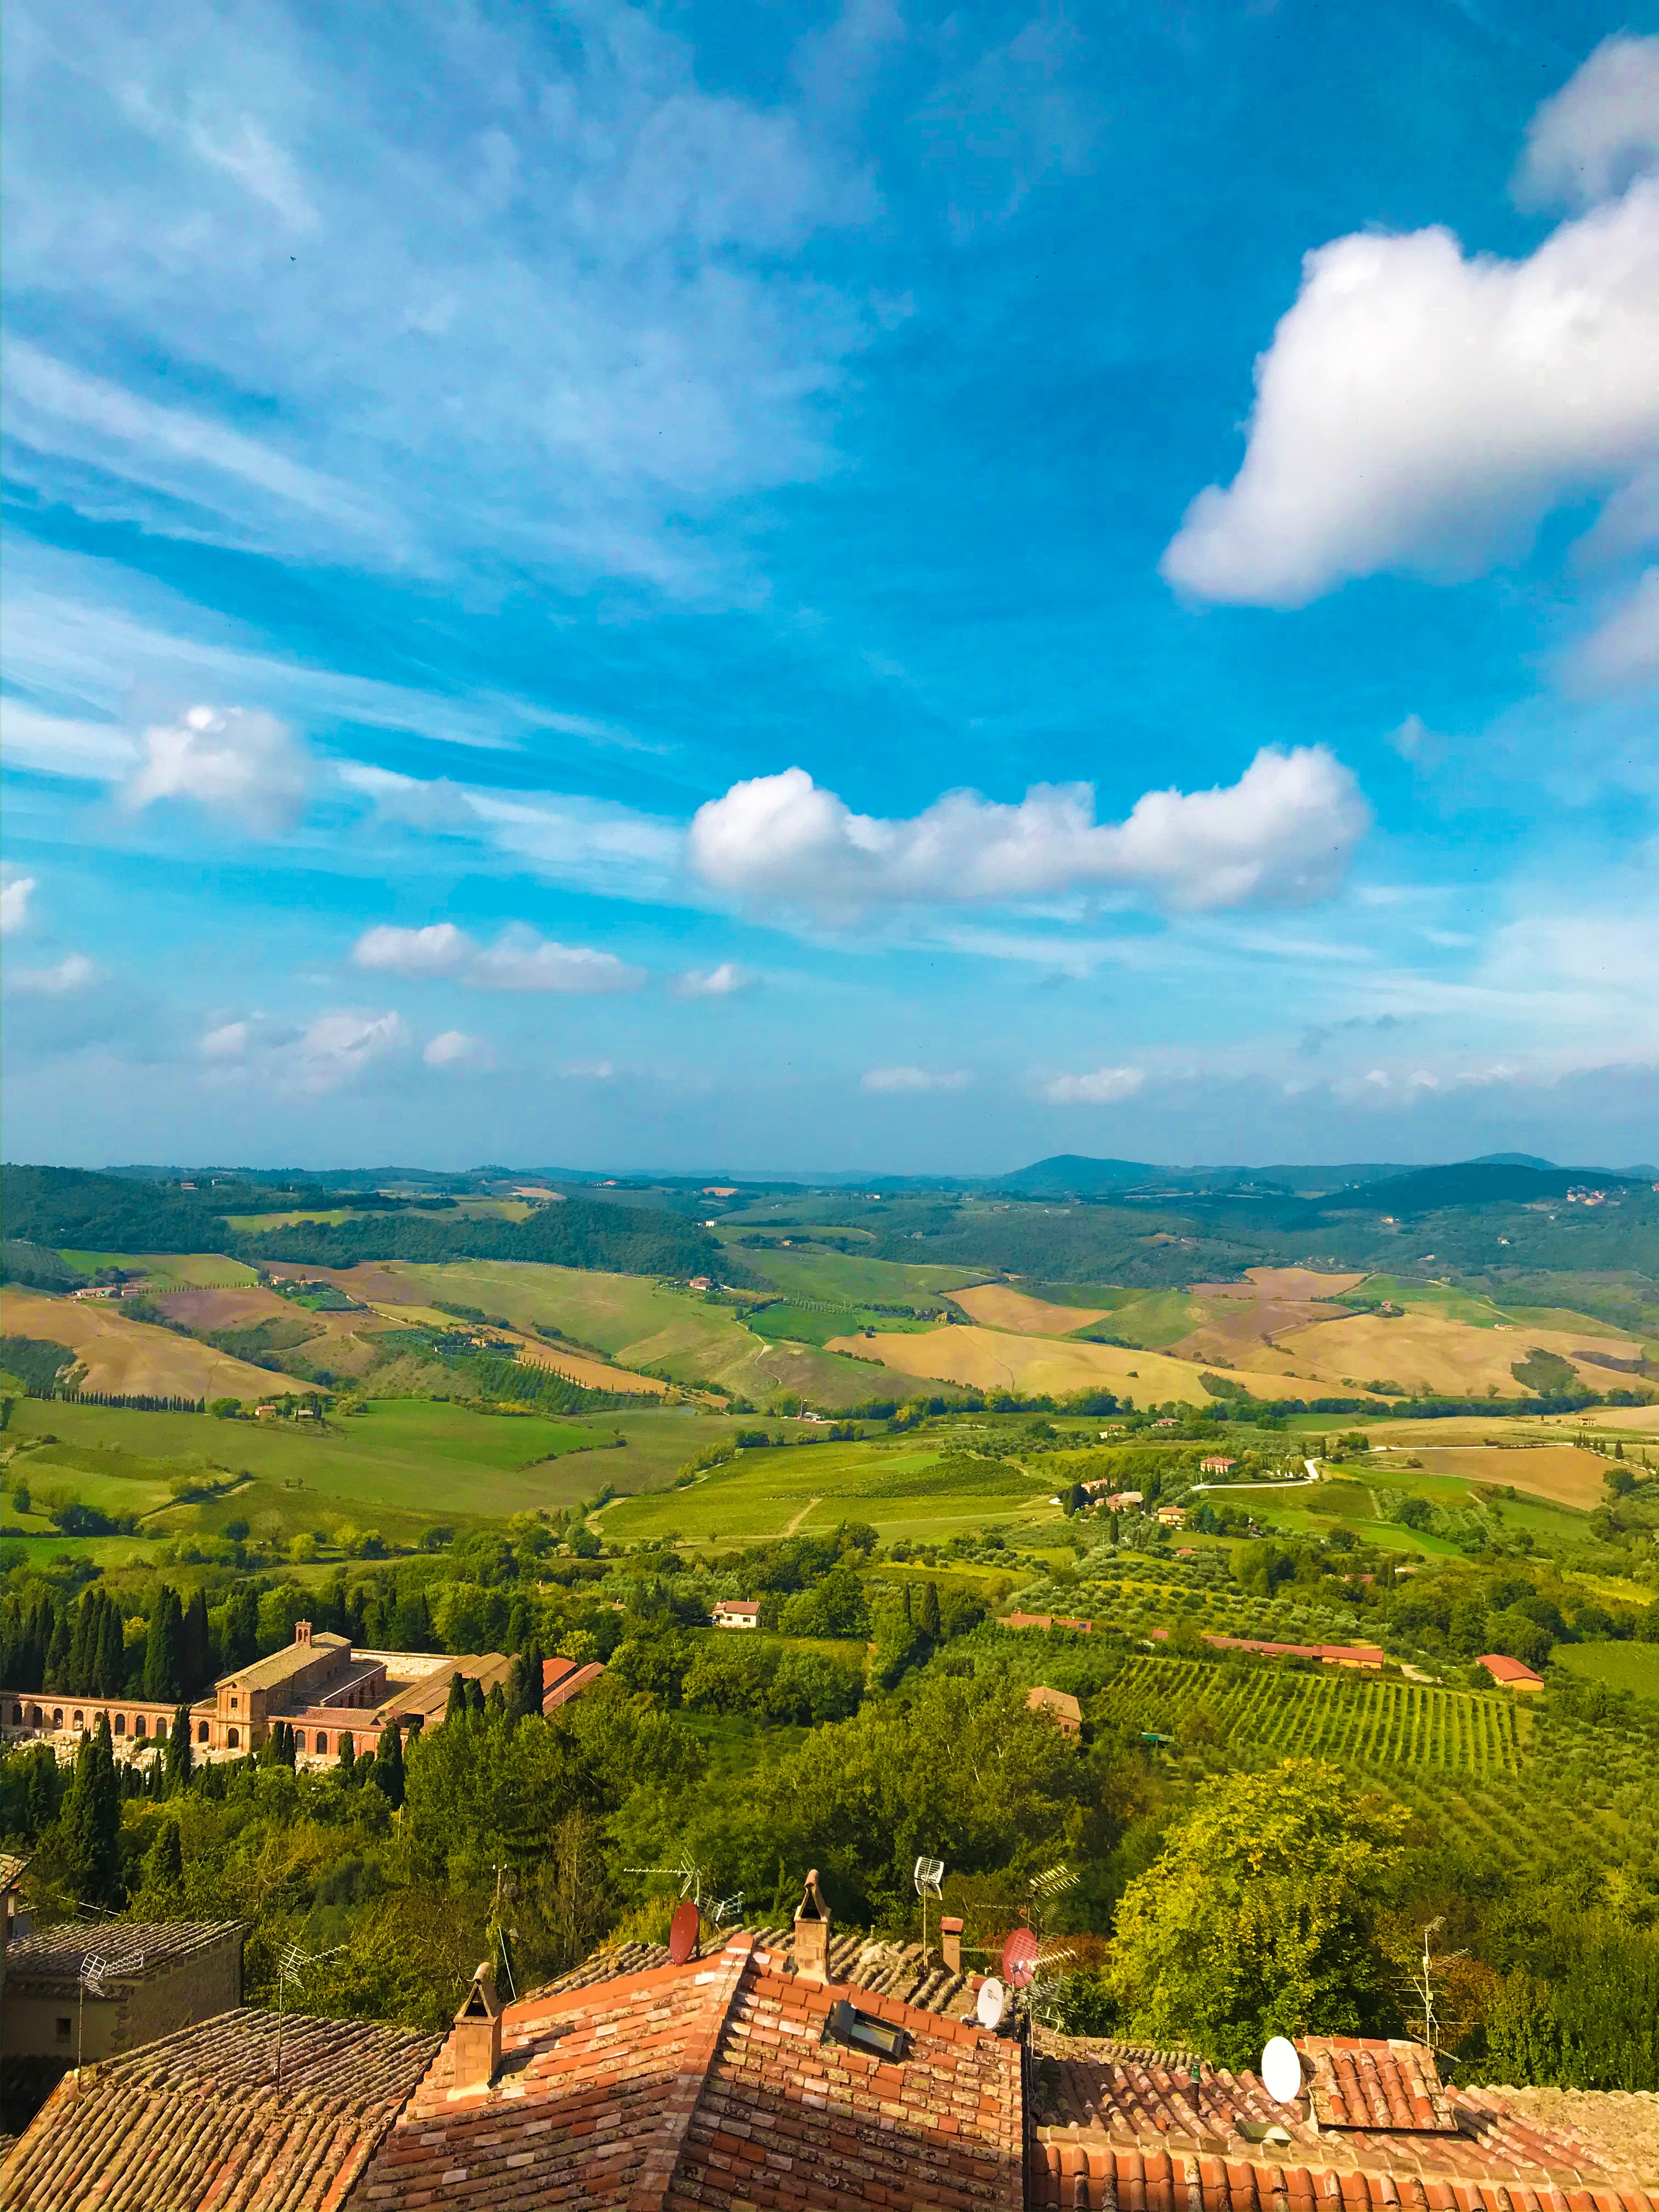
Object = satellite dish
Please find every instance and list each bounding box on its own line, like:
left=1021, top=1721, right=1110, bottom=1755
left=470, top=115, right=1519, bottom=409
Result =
left=668, top=1898, right=701, bottom=1965
left=1261, top=2035, right=1302, bottom=2105
left=1001, top=1928, right=1039, bottom=1989
left=976, top=1977, right=1006, bottom=2030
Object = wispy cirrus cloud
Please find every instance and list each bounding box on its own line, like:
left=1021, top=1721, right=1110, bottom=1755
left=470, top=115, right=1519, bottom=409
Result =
left=861, top=1065, right=972, bottom=1093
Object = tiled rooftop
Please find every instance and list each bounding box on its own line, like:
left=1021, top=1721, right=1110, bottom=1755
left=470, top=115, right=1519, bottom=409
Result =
left=2, top=1919, right=240, bottom=1985
left=0, top=2006, right=442, bottom=2212
left=1027, top=2035, right=1659, bottom=2210
left=529, top=1923, right=991, bottom=2020
left=345, top=1932, right=1024, bottom=2212
left=222, top=1630, right=351, bottom=1694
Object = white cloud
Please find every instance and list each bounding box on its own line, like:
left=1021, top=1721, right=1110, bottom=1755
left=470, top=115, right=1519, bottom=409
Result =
left=672, top=961, right=756, bottom=998
left=1, top=699, right=138, bottom=779
left=1040, top=1065, right=1145, bottom=1105
left=689, top=747, right=1367, bottom=915
left=7, top=952, right=97, bottom=994
left=1566, top=569, right=1659, bottom=693
left=1515, top=36, right=1659, bottom=212
left=289, top=1010, right=410, bottom=1094
left=1161, top=179, right=1659, bottom=606
left=121, top=702, right=312, bottom=834
left=861, top=1066, right=972, bottom=1093
left=0, top=868, right=37, bottom=934
left=352, top=922, right=472, bottom=979
left=200, top=1019, right=250, bottom=1058
left=352, top=920, right=646, bottom=994
left=424, top=1029, right=495, bottom=1073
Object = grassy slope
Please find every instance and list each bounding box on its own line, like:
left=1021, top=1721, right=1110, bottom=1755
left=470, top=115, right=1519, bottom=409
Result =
left=725, top=1244, right=986, bottom=1305
left=602, top=1438, right=1060, bottom=1546
left=0, top=1287, right=320, bottom=1398
left=1553, top=1642, right=1659, bottom=1698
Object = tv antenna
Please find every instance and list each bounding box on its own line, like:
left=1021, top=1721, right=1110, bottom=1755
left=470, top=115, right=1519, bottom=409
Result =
left=913, top=1856, right=945, bottom=1963
left=710, top=1891, right=744, bottom=1929
left=626, top=1848, right=709, bottom=1906
left=1026, top=1863, right=1076, bottom=1939
left=79, top=1946, right=143, bottom=2083
left=274, top=1939, right=342, bottom=2091
left=1410, top=1917, right=1465, bottom=2059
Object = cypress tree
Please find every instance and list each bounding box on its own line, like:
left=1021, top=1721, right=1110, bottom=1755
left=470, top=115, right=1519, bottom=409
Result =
left=24, top=1742, right=60, bottom=1837
left=918, top=1582, right=941, bottom=1640
left=183, top=1588, right=211, bottom=1694
left=67, top=1595, right=96, bottom=1695
left=468, top=1677, right=488, bottom=1720
left=144, top=1816, right=184, bottom=1891
left=337, top=1730, right=356, bottom=1780
left=165, top=1706, right=193, bottom=1793
left=444, top=1672, right=467, bottom=1725
left=144, top=1588, right=187, bottom=1702
left=484, top=1681, right=505, bottom=1723
left=97, top=1593, right=126, bottom=1696
left=371, top=1723, right=405, bottom=1809
left=60, top=1715, right=121, bottom=1907
left=223, top=1584, right=259, bottom=1670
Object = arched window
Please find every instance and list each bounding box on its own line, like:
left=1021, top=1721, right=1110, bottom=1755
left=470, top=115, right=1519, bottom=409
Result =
left=53, top=1708, right=64, bottom=1727
left=9, top=1702, right=20, bottom=1724
left=227, top=1728, right=240, bottom=1748
left=316, top=1731, right=329, bottom=1753
left=135, top=1715, right=148, bottom=1736
left=73, top=1709, right=84, bottom=1728
left=114, top=1713, right=126, bottom=1735
left=198, top=1721, right=210, bottom=1743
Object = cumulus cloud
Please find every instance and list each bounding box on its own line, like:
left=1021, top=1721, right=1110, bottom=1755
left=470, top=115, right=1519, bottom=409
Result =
left=861, top=1066, right=972, bottom=1093
left=121, top=703, right=312, bottom=834
left=672, top=961, right=757, bottom=999
left=1515, top=35, right=1659, bottom=212
left=1, top=868, right=37, bottom=934
left=424, top=1029, right=495, bottom=1073
left=688, top=747, right=1366, bottom=916
left=200, top=1019, right=251, bottom=1058
left=290, top=1010, right=410, bottom=1094
left=353, top=921, right=646, bottom=994
left=1040, top=1065, right=1144, bottom=1104
left=1161, top=176, right=1659, bottom=606
left=1566, top=568, right=1659, bottom=693
left=7, top=952, right=97, bottom=994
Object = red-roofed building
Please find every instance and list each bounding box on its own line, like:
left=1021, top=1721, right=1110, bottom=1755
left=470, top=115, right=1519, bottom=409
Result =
left=711, top=1599, right=761, bottom=1630
left=1477, top=1651, right=1545, bottom=1691
left=1150, top=1629, right=1386, bottom=1669
left=540, top=1655, right=606, bottom=1711
left=1027, top=2032, right=1659, bottom=2209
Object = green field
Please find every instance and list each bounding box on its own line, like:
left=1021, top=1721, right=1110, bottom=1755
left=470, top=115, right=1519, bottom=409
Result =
left=602, top=1438, right=1060, bottom=1546
left=1073, top=1288, right=1205, bottom=1350
left=1553, top=1641, right=1659, bottom=1700
left=386, top=1261, right=891, bottom=1407
left=2, top=1395, right=735, bottom=1543
left=55, top=1250, right=261, bottom=1289
left=726, top=1245, right=985, bottom=1307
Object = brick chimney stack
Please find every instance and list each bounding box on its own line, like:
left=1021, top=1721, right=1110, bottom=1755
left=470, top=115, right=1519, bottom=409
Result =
left=940, top=1917, right=963, bottom=1975
left=451, top=1962, right=502, bottom=2091
left=793, top=1869, right=832, bottom=1982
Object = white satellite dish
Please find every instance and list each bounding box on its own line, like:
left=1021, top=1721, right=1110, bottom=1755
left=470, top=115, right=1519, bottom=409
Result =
left=1261, top=2035, right=1303, bottom=2105
left=976, top=1977, right=1006, bottom=2030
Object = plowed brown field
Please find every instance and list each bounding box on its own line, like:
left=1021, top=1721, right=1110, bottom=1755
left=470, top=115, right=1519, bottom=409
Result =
left=950, top=1284, right=1111, bottom=1335
left=1, top=1289, right=320, bottom=1400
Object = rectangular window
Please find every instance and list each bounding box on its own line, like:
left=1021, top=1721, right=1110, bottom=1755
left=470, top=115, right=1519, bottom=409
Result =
left=55, top=2017, right=72, bottom=2042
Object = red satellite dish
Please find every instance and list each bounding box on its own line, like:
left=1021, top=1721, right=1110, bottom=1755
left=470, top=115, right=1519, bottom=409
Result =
left=668, top=1898, right=701, bottom=1965
left=1000, top=1928, right=1039, bottom=1989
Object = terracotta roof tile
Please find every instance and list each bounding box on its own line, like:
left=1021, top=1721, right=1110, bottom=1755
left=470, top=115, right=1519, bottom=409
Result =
left=0, top=2006, right=441, bottom=2212
left=2, top=1918, right=241, bottom=1988
left=345, top=1935, right=1023, bottom=2212
left=526, top=1925, right=989, bottom=2022
left=1026, top=2038, right=1659, bottom=2212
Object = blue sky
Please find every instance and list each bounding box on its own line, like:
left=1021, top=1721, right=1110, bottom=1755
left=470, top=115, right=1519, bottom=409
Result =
left=3, top=0, right=1656, bottom=1173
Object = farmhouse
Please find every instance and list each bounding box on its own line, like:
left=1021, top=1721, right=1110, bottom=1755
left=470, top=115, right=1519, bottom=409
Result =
left=1156, top=1504, right=1187, bottom=1527
left=712, top=1598, right=761, bottom=1629
left=1477, top=1651, right=1546, bottom=1691
left=1199, top=1454, right=1235, bottom=1474
left=1026, top=1684, right=1083, bottom=1734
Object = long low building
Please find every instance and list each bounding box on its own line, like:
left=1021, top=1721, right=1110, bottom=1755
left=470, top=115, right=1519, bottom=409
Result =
left=3, top=1623, right=603, bottom=1761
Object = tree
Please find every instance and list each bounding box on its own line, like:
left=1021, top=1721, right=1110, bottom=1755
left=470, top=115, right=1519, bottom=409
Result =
left=337, top=1731, right=357, bottom=1780
left=183, top=1588, right=211, bottom=1693
left=444, top=1672, right=468, bottom=1725
left=372, top=1722, right=406, bottom=1809
left=222, top=1585, right=258, bottom=1671
left=165, top=1705, right=194, bottom=1793
left=143, top=1816, right=184, bottom=1893
left=144, top=1587, right=186, bottom=1702
left=60, top=1714, right=122, bottom=1908
left=1109, top=1759, right=1407, bottom=2068
left=96, top=1590, right=126, bottom=1696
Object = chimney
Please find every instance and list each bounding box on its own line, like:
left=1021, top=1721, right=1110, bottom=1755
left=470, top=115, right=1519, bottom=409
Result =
left=940, top=1917, right=963, bottom=1975
left=295, top=1621, right=312, bottom=1646
left=451, top=1962, right=501, bottom=2091
left=793, top=1868, right=832, bottom=1982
